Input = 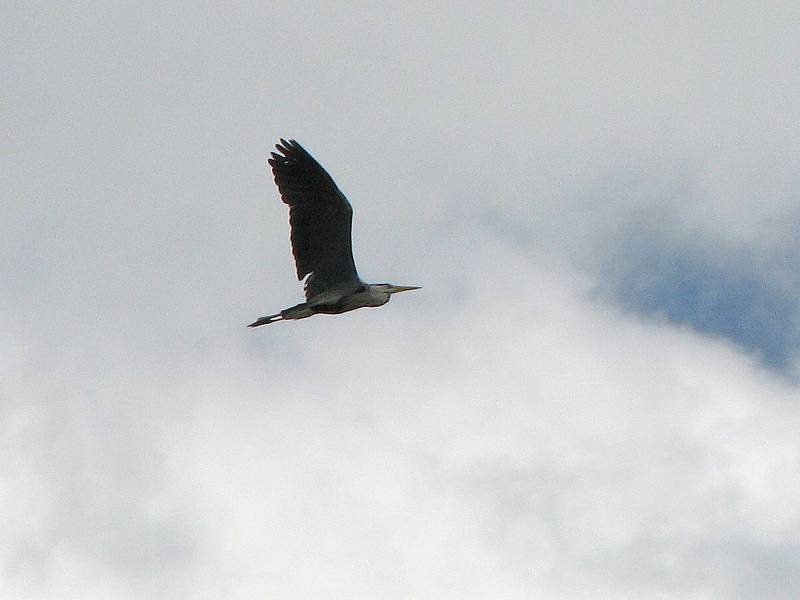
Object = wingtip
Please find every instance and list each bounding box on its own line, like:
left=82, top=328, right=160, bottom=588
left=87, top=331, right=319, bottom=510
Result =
left=276, top=138, right=301, bottom=151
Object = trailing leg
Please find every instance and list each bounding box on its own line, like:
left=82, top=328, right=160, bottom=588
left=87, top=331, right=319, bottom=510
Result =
left=247, top=302, right=317, bottom=327
left=247, top=313, right=283, bottom=327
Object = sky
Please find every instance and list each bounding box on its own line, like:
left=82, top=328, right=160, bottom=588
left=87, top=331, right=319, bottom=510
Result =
left=3, top=1, right=800, bottom=598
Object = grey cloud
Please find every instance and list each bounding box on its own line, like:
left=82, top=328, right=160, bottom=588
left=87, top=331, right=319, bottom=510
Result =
left=4, top=2, right=800, bottom=599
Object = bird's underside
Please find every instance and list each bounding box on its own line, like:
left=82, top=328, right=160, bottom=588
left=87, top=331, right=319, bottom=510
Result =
left=248, top=284, right=370, bottom=327
left=248, top=280, right=362, bottom=327
left=248, top=139, right=419, bottom=328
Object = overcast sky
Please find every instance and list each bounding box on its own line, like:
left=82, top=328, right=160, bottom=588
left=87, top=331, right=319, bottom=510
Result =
left=3, top=2, right=800, bottom=598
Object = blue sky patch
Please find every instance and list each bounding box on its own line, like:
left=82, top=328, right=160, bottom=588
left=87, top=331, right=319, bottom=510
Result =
left=602, top=236, right=799, bottom=371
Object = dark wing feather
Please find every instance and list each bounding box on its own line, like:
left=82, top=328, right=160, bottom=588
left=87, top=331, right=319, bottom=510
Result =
left=268, top=139, right=359, bottom=299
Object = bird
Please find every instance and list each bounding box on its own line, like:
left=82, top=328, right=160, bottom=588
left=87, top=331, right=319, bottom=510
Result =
left=248, top=139, right=420, bottom=327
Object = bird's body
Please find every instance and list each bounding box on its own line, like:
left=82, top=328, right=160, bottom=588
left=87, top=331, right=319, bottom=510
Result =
left=248, top=139, right=419, bottom=327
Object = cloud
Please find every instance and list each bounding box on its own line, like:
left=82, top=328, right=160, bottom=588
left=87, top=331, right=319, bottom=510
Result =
left=3, top=2, right=800, bottom=599
left=8, top=244, right=800, bottom=599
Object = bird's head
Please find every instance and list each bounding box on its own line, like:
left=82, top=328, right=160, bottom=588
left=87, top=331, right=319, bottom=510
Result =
left=373, top=283, right=422, bottom=295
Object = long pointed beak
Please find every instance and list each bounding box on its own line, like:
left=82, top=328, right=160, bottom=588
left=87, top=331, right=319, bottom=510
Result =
left=389, top=285, right=421, bottom=294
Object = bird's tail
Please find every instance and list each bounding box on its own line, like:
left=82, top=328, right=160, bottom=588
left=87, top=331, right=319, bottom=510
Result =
left=247, top=313, right=282, bottom=328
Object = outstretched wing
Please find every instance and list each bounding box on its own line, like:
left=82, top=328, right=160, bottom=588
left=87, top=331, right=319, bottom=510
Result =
left=268, top=139, right=359, bottom=299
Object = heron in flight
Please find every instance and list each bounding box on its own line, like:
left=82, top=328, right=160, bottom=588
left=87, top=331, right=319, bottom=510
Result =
left=248, top=139, right=420, bottom=327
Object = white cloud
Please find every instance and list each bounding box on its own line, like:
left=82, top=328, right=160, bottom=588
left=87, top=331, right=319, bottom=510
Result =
left=3, top=2, right=800, bottom=598
left=7, top=245, right=800, bottom=598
